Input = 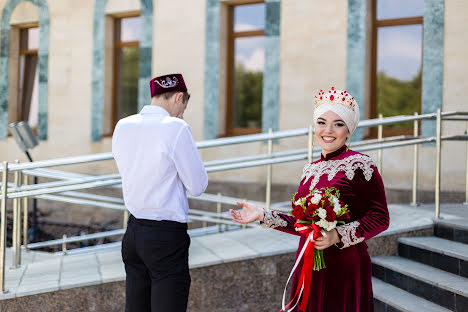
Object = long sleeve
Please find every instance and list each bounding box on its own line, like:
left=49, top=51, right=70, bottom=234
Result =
left=261, top=210, right=300, bottom=236
left=171, top=124, right=208, bottom=196
left=336, top=166, right=389, bottom=248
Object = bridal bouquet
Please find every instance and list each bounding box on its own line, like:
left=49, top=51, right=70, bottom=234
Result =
left=282, top=187, right=351, bottom=311
left=291, top=187, right=350, bottom=270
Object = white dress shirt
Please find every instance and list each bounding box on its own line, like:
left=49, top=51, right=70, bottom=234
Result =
left=112, top=105, right=208, bottom=222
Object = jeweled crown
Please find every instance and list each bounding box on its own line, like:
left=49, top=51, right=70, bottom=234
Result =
left=314, top=87, right=357, bottom=111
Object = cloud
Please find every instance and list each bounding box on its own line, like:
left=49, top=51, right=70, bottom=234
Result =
left=237, top=48, right=264, bottom=72
left=377, top=26, right=422, bottom=80
left=235, top=36, right=264, bottom=58
left=234, top=23, right=258, bottom=32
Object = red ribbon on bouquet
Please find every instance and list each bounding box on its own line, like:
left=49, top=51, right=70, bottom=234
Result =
left=281, top=222, right=322, bottom=312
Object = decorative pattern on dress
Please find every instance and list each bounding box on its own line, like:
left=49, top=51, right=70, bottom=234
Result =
left=262, top=209, right=288, bottom=228
left=336, top=220, right=365, bottom=248
left=301, top=154, right=376, bottom=191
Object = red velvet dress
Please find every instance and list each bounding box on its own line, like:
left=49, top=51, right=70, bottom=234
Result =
left=262, top=145, right=389, bottom=312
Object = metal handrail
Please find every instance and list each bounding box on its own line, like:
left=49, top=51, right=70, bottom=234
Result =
left=0, top=110, right=468, bottom=293
left=3, top=111, right=467, bottom=173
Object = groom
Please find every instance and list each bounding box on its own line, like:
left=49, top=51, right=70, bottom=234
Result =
left=112, top=73, right=208, bottom=311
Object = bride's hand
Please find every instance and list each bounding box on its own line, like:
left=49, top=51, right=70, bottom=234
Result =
left=314, top=228, right=340, bottom=250
left=230, top=202, right=264, bottom=224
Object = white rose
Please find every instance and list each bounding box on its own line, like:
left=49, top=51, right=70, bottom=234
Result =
left=317, top=208, right=327, bottom=219
left=311, top=195, right=321, bottom=205
left=316, top=219, right=337, bottom=231
left=325, top=220, right=338, bottom=231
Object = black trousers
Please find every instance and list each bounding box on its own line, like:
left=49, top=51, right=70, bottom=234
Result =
left=122, top=215, right=191, bottom=312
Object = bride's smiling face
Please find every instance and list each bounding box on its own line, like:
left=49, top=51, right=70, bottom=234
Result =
left=315, top=111, right=349, bottom=155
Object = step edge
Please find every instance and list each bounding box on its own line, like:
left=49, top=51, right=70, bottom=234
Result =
left=398, top=236, right=468, bottom=261
left=372, top=256, right=468, bottom=296
left=435, top=219, right=468, bottom=231
left=372, top=278, right=452, bottom=312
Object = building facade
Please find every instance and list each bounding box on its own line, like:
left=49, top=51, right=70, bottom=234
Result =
left=0, top=0, right=466, bottom=194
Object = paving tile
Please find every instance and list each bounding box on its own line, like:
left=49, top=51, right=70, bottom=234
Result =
left=0, top=290, right=17, bottom=300
left=435, top=224, right=454, bottom=240
left=100, top=263, right=126, bottom=283
left=456, top=293, right=468, bottom=312
left=194, top=233, right=259, bottom=263
left=373, top=299, right=386, bottom=312
left=372, top=277, right=451, bottom=312
left=385, top=269, right=409, bottom=291
left=61, top=266, right=99, bottom=279
left=16, top=280, right=59, bottom=297
left=59, top=274, right=101, bottom=290
left=188, top=239, right=223, bottom=268
left=433, top=252, right=459, bottom=275
left=223, top=228, right=298, bottom=258
left=97, top=250, right=122, bottom=265
left=399, top=236, right=468, bottom=261
left=460, top=259, right=468, bottom=278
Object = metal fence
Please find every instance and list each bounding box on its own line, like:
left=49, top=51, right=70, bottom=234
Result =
left=0, top=109, right=467, bottom=292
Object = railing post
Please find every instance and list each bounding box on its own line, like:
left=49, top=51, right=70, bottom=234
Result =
left=465, top=120, right=468, bottom=205
left=0, top=161, right=9, bottom=293
left=435, top=109, right=442, bottom=219
left=266, top=128, right=273, bottom=210
left=22, top=174, right=29, bottom=250
left=217, top=193, right=222, bottom=232
left=377, top=114, right=383, bottom=173
left=308, top=125, right=313, bottom=163
left=62, top=234, right=67, bottom=254
left=12, top=160, right=21, bottom=268
left=123, top=210, right=129, bottom=230
left=411, top=112, right=419, bottom=206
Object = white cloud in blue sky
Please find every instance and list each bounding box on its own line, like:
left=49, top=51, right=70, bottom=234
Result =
left=377, top=25, right=423, bottom=81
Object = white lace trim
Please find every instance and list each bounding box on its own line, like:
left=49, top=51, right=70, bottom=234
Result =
left=336, top=221, right=365, bottom=248
left=261, top=209, right=288, bottom=229
left=301, top=154, right=376, bottom=191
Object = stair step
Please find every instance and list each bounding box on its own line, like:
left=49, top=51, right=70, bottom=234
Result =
left=372, top=256, right=468, bottom=311
left=434, top=219, right=468, bottom=244
left=372, top=277, right=451, bottom=312
left=398, top=236, right=468, bottom=277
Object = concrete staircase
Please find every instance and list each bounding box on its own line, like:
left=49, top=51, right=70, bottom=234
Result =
left=373, top=219, right=468, bottom=312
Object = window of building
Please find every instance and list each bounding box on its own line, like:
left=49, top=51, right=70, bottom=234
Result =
left=10, top=25, right=39, bottom=129
left=112, top=14, right=140, bottom=129
left=226, top=1, right=265, bottom=136
left=371, top=0, right=423, bottom=136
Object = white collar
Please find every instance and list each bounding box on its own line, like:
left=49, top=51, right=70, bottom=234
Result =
left=140, top=105, right=170, bottom=117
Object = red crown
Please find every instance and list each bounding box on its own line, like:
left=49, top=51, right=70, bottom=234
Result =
left=314, top=87, right=357, bottom=111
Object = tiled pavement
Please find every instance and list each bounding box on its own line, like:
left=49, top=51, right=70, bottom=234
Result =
left=0, top=203, right=464, bottom=300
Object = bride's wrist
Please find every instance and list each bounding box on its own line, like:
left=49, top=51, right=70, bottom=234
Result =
left=258, top=207, right=265, bottom=222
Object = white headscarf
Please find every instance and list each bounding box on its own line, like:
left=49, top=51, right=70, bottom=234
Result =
left=313, top=88, right=360, bottom=135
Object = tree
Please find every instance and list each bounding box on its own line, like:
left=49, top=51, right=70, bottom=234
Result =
left=233, top=63, right=263, bottom=128
left=377, top=69, right=422, bottom=129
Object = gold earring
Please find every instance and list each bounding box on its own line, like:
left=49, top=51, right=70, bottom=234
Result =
left=346, top=136, right=351, bottom=151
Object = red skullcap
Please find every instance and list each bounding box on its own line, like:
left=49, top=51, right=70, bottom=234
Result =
left=150, top=73, right=187, bottom=97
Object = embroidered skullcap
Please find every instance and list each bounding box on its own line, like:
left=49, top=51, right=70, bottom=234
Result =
left=313, top=87, right=360, bottom=135
left=150, top=73, right=187, bottom=97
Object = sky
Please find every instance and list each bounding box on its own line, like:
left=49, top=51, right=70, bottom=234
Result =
left=234, top=3, right=265, bottom=73
left=376, top=0, right=424, bottom=81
